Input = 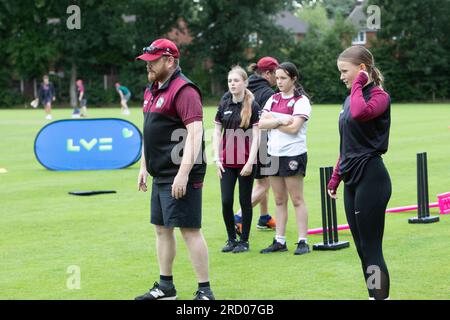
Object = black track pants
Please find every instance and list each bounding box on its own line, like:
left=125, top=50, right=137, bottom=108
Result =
left=220, top=166, right=254, bottom=242
left=344, top=157, right=391, bottom=300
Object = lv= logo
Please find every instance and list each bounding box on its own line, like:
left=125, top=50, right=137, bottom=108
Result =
left=67, top=138, right=113, bottom=152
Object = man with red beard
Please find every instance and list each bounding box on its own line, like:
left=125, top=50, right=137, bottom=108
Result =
left=134, top=39, right=214, bottom=300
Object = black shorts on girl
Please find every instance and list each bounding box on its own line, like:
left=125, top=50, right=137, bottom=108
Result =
left=268, top=152, right=307, bottom=177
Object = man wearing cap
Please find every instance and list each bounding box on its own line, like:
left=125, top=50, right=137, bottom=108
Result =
left=233, top=57, right=279, bottom=233
left=134, top=38, right=214, bottom=300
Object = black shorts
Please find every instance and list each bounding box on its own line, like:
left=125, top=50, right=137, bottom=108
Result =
left=267, top=153, right=307, bottom=177
left=42, top=98, right=52, bottom=106
left=151, top=181, right=203, bottom=228
left=255, top=162, right=269, bottom=180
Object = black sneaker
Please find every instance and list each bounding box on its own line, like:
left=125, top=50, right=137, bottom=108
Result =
left=135, top=282, right=177, bottom=300
left=256, top=215, right=276, bottom=230
left=260, top=239, right=288, bottom=254
left=294, top=240, right=310, bottom=255
left=232, top=241, right=249, bottom=253
left=194, top=290, right=215, bottom=300
left=222, top=239, right=238, bottom=253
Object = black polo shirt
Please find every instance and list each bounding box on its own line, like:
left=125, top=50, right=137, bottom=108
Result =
left=214, top=94, right=260, bottom=168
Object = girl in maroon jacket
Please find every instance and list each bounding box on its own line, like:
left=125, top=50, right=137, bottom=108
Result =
left=328, top=46, right=391, bottom=300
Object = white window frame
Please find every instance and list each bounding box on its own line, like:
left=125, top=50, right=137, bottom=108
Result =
left=352, top=31, right=366, bottom=45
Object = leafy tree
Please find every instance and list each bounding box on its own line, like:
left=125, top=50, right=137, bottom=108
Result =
left=289, top=12, right=355, bottom=103
left=187, top=0, right=291, bottom=96
left=322, top=0, right=356, bottom=19
left=0, top=0, right=188, bottom=106
left=1, top=1, right=58, bottom=79
left=367, top=0, right=450, bottom=101
left=296, top=1, right=330, bottom=33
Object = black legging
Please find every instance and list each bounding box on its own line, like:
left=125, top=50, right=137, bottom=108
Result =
left=220, top=166, right=254, bottom=242
left=343, top=156, right=391, bottom=300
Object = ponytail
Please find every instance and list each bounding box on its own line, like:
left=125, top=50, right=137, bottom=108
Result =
left=294, top=83, right=310, bottom=100
left=240, top=89, right=254, bottom=129
left=371, top=66, right=384, bottom=88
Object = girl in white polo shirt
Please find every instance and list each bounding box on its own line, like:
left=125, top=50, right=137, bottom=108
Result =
left=258, top=62, right=311, bottom=255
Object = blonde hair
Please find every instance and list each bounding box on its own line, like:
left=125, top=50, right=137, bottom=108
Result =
left=338, top=45, right=384, bottom=87
left=228, top=66, right=254, bottom=128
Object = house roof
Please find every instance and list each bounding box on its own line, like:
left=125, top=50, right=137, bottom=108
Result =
left=275, top=11, right=309, bottom=34
left=347, top=0, right=377, bottom=32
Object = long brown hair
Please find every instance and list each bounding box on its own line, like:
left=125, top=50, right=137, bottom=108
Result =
left=229, top=66, right=254, bottom=129
left=276, top=62, right=310, bottom=100
left=338, top=45, right=384, bottom=87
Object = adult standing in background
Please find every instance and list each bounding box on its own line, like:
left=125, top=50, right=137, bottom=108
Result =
left=38, top=75, right=56, bottom=120
left=72, top=79, right=87, bottom=118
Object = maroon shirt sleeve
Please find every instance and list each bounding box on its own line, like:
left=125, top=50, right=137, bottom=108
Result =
left=350, top=72, right=390, bottom=122
left=327, top=156, right=342, bottom=192
left=174, top=85, right=203, bottom=126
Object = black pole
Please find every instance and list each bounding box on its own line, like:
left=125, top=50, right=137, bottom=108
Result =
left=313, top=166, right=350, bottom=251
left=325, top=169, right=333, bottom=244
left=327, top=167, right=339, bottom=243
left=423, top=152, right=430, bottom=217
left=320, top=167, right=328, bottom=245
left=417, top=153, right=424, bottom=218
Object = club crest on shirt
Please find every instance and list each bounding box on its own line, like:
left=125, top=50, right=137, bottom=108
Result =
left=288, top=160, right=298, bottom=171
left=156, top=97, right=165, bottom=108
left=287, top=99, right=295, bottom=107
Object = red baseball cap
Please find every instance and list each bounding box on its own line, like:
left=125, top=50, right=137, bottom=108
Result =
left=136, top=38, right=180, bottom=61
left=257, top=57, right=279, bottom=71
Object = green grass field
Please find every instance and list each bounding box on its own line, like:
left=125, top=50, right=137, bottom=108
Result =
left=0, top=104, right=449, bottom=300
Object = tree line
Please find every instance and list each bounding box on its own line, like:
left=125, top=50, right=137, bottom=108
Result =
left=0, top=0, right=448, bottom=107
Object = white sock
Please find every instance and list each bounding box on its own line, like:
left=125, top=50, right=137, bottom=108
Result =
left=275, top=235, right=286, bottom=245
left=298, top=237, right=307, bottom=244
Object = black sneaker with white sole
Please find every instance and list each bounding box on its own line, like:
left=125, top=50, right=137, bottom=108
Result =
left=232, top=241, right=249, bottom=253
left=222, top=239, right=238, bottom=252
left=135, top=282, right=177, bottom=300
left=294, top=240, right=310, bottom=255
left=194, top=290, right=215, bottom=300
left=260, top=239, right=288, bottom=254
